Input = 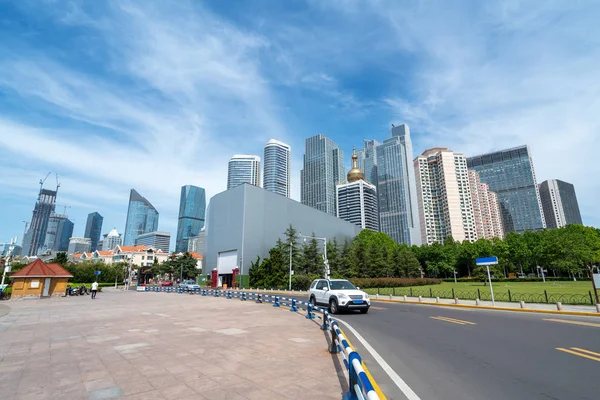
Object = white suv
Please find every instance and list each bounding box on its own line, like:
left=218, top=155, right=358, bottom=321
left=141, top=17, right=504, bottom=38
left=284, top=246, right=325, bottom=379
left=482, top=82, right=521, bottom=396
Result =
left=309, top=279, right=370, bottom=314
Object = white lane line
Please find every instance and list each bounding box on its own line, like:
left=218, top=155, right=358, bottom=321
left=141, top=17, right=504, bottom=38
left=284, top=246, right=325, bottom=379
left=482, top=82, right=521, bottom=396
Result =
left=333, top=317, right=422, bottom=400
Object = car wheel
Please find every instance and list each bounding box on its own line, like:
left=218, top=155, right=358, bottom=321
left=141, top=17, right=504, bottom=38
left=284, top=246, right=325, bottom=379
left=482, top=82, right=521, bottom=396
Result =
left=360, top=307, right=369, bottom=314
left=310, top=296, right=317, bottom=306
left=329, top=298, right=338, bottom=314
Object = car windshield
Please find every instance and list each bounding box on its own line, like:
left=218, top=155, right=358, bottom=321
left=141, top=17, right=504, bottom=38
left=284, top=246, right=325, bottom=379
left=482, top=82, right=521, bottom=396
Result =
left=329, top=280, right=356, bottom=290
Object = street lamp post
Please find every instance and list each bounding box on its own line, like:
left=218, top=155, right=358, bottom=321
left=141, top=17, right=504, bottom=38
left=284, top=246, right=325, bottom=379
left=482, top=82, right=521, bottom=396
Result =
left=1, top=239, right=16, bottom=290
left=298, top=234, right=329, bottom=279
left=288, top=242, right=293, bottom=291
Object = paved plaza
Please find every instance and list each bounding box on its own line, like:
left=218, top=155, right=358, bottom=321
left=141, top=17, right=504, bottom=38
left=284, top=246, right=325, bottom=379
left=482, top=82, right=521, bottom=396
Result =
left=0, top=289, right=345, bottom=399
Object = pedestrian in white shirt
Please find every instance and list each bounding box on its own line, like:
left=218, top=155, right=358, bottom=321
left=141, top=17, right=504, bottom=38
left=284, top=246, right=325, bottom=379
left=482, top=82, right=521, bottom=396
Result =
left=91, top=281, right=99, bottom=299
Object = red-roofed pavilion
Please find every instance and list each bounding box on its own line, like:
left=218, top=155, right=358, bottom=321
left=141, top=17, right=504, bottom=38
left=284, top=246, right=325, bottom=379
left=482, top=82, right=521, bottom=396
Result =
left=10, top=259, right=73, bottom=298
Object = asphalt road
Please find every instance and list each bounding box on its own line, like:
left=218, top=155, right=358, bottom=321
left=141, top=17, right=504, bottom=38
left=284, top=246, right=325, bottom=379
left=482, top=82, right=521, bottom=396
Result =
left=293, top=295, right=600, bottom=400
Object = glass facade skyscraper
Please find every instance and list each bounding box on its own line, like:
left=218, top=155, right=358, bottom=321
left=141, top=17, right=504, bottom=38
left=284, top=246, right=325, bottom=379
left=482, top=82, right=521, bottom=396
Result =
left=175, top=185, right=206, bottom=253
left=356, top=139, right=380, bottom=187
left=43, top=213, right=74, bottom=253
left=263, top=139, right=291, bottom=197
left=123, top=189, right=159, bottom=246
left=300, top=134, right=345, bottom=216
left=467, top=145, right=545, bottom=233
left=375, top=125, right=421, bottom=245
left=227, top=155, right=261, bottom=189
left=22, top=188, right=58, bottom=256
left=84, top=212, right=103, bottom=252
left=538, top=179, right=582, bottom=229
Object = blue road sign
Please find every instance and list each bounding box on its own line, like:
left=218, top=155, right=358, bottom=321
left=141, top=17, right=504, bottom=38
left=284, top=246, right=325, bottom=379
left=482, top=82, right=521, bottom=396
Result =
left=94, top=270, right=102, bottom=275
left=476, top=256, right=498, bottom=266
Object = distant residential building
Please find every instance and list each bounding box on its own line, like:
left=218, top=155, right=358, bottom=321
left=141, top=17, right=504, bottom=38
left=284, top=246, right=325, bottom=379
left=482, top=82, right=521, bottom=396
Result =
left=22, top=186, right=58, bottom=256
left=84, top=212, right=103, bottom=252
left=468, top=170, right=504, bottom=239
left=376, top=124, right=421, bottom=245
left=467, top=145, right=545, bottom=233
left=301, top=134, right=345, bottom=216
left=414, top=148, right=477, bottom=245
left=175, top=185, right=206, bottom=253
left=227, top=155, right=261, bottom=189
left=187, top=229, right=206, bottom=254
left=135, top=231, right=170, bottom=252
left=68, top=237, right=91, bottom=254
left=42, top=213, right=74, bottom=253
left=264, top=139, right=291, bottom=197
left=123, top=189, right=159, bottom=246
left=102, top=228, right=122, bottom=251
left=336, top=148, right=379, bottom=231
left=538, top=179, right=583, bottom=228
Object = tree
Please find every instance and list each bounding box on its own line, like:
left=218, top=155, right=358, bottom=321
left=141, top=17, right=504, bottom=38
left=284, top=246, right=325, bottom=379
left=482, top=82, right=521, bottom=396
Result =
left=394, top=245, right=421, bottom=278
left=298, top=234, right=322, bottom=276
left=50, top=252, right=68, bottom=267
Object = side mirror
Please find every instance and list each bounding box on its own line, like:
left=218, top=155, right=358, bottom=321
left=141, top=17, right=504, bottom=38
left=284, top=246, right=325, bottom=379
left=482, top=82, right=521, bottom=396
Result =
left=324, top=287, right=329, bottom=291
left=356, top=287, right=360, bottom=290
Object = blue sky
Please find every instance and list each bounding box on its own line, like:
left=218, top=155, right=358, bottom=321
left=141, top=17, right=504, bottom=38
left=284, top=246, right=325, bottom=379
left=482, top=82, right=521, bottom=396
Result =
left=1, top=0, right=599, bottom=244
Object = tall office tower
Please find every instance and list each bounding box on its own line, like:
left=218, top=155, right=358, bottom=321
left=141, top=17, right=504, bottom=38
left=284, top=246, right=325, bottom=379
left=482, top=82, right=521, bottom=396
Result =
left=135, top=231, right=171, bottom=252
left=336, top=149, right=379, bottom=231
left=376, top=124, right=421, bottom=245
left=414, top=148, right=477, bottom=245
left=356, top=139, right=380, bottom=187
left=84, top=212, right=103, bottom=252
left=263, top=139, right=291, bottom=197
left=68, top=237, right=91, bottom=254
left=102, top=228, right=122, bottom=251
left=123, top=189, right=159, bottom=246
left=468, top=170, right=504, bottom=239
left=467, top=145, right=545, bottom=233
left=42, top=213, right=74, bottom=252
left=300, top=134, right=345, bottom=216
left=538, top=179, right=583, bottom=228
left=175, top=185, right=206, bottom=253
left=22, top=182, right=58, bottom=256
left=187, top=228, right=206, bottom=254
left=227, top=155, right=261, bottom=189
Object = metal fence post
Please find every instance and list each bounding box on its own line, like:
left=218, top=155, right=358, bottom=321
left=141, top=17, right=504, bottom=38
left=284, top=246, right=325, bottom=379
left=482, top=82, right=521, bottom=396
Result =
left=410, top=288, right=413, bottom=297
left=478, top=288, right=481, bottom=300
left=256, top=293, right=262, bottom=303
left=430, top=288, right=433, bottom=298
left=273, top=296, right=280, bottom=307
left=544, top=290, right=549, bottom=304
left=329, top=323, right=338, bottom=354
left=590, top=291, right=594, bottom=305
left=227, top=290, right=232, bottom=299
left=377, top=287, right=380, bottom=295
left=306, top=303, right=315, bottom=319
left=321, top=310, right=329, bottom=331
left=393, top=287, right=395, bottom=296
left=347, top=351, right=362, bottom=399
left=241, top=292, right=247, bottom=301
left=452, top=288, right=455, bottom=299
left=508, top=289, right=512, bottom=302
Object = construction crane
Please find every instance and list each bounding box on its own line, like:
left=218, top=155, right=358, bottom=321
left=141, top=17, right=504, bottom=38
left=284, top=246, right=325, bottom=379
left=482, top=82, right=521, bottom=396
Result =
left=55, top=173, right=60, bottom=192
left=56, top=204, right=71, bottom=215
left=39, top=172, right=51, bottom=191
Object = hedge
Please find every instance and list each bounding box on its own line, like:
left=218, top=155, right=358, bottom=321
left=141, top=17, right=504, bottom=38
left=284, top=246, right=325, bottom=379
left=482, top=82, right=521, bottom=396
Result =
left=349, top=278, right=442, bottom=289
left=442, top=277, right=590, bottom=283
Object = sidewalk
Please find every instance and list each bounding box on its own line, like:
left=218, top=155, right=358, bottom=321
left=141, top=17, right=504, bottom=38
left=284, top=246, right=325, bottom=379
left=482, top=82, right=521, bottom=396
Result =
left=0, top=289, right=346, bottom=400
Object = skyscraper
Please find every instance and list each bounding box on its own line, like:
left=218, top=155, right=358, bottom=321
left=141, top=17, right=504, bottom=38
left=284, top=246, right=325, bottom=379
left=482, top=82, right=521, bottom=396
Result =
left=263, top=139, right=291, bottom=197
left=376, top=124, right=421, bottom=245
left=356, top=139, right=380, bottom=188
left=414, top=148, right=477, bottom=245
left=22, top=185, right=58, bottom=256
left=301, top=134, right=345, bottom=216
left=43, top=212, right=74, bottom=252
left=175, top=185, right=206, bottom=253
left=135, top=231, right=171, bottom=252
left=123, top=189, right=159, bottom=246
left=84, top=212, right=103, bottom=252
left=467, top=145, right=545, bottom=233
left=336, top=148, right=379, bottom=231
left=468, top=170, right=504, bottom=239
left=102, top=228, right=122, bottom=251
left=538, top=179, right=583, bottom=228
left=227, top=155, right=261, bottom=189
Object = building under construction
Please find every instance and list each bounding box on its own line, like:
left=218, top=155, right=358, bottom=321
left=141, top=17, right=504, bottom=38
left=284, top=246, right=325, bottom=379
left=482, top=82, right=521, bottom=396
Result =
left=21, top=173, right=59, bottom=257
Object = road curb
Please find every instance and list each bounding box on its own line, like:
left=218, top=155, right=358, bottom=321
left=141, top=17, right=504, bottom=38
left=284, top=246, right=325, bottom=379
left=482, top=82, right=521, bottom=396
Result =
left=371, top=298, right=600, bottom=317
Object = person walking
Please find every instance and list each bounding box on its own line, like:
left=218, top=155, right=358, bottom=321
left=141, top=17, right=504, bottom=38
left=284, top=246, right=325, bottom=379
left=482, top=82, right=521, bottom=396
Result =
left=91, top=281, right=98, bottom=299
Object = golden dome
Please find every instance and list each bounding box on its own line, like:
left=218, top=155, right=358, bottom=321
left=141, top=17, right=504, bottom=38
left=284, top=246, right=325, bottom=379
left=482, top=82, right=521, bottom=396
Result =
left=347, top=147, right=364, bottom=182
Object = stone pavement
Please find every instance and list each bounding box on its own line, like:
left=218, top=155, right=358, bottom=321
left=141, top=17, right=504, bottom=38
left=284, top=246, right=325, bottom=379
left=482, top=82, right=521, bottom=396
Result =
left=0, top=289, right=346, bottom=399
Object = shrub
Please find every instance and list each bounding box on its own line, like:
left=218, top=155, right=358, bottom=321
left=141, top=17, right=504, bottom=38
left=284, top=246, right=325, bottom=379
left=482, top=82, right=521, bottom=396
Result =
left=349, top=278, right=441, bottom=289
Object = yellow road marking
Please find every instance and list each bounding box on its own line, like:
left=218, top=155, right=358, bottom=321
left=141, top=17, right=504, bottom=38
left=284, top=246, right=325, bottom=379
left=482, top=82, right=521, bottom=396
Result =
left=543, top=318, right=600, bottom=328
left=430, top=316, right=476, bottom=325
left=556, top=347, right=600, bottom=362
left=370, top=306, right=386, bottom=310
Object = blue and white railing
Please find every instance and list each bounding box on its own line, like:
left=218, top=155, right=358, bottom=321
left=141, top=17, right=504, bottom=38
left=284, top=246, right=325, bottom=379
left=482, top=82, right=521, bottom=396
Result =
left=141, top=286, right=383, bottom=400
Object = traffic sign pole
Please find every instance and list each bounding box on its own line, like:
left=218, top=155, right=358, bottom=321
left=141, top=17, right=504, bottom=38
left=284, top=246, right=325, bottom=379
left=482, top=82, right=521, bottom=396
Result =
left=486, top=265, right=495, bottom=306
left=476, top=257, right=498, bottom=307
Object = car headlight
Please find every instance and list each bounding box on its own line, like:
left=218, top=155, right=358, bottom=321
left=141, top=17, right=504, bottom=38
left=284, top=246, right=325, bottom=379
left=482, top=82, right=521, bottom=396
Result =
left=338, top=293, right=348, bottom=300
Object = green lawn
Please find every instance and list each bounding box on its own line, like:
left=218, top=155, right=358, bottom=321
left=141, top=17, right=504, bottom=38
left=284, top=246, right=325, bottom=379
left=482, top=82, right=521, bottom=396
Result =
left=364, top=281, right=597, bottom=305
